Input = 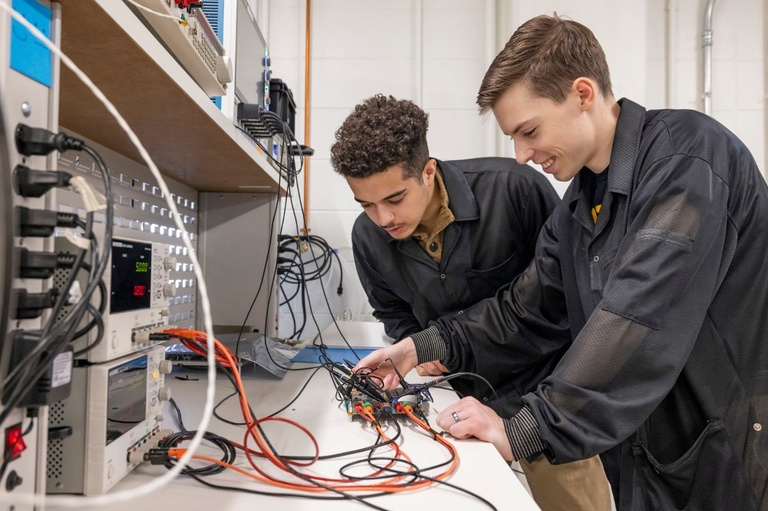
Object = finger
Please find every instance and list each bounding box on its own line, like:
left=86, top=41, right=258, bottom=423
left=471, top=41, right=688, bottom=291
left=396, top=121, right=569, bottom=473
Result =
left=436, top=411, right=452, bottom=431
left=416, top=365, right=428, bottom=376
left=382, top=374, right=396, bottom=389
left=353, top=351, right=385, bottom=373
left=352, top=356, right=373, bottom=373
left=449, top=421, right=474, bottom=439
left=436, top=405, right=462, bottom=430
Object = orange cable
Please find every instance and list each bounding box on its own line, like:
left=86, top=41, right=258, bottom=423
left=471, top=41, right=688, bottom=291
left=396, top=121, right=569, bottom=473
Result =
left=163, top=329, right=459, bottom=493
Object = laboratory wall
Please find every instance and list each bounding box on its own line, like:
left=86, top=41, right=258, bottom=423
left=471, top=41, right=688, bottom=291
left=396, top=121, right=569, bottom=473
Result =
left=265, top=0, right=767, bottom=339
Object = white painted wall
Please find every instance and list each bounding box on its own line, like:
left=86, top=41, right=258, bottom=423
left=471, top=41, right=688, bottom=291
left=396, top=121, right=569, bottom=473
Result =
left=264, top=0, right=767, bottom=339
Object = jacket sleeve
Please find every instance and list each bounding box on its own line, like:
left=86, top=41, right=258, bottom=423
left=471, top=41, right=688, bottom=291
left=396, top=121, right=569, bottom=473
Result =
left=424, top=155, right=731, bottom=463
left=420, top=208, right=572, bottom=386
left=352, top=232, right=422, bottom=341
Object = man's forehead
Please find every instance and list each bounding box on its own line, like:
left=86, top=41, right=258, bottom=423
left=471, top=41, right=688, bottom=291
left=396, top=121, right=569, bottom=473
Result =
left=348, top=168, right=417, bottom=203
left=492, top=84, right=545, bottom=133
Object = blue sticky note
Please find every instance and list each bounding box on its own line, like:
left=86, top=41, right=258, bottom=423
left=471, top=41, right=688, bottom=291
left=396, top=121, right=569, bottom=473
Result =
left=10, top=0, right=52, bottom=87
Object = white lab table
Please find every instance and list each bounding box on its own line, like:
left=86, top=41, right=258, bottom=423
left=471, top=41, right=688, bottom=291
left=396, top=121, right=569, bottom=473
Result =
left=47, top=360, right=540, bottom=511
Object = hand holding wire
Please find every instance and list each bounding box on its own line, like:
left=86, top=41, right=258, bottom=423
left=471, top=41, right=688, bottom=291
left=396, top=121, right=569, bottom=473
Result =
left=352, top=337, right=419, bottom=390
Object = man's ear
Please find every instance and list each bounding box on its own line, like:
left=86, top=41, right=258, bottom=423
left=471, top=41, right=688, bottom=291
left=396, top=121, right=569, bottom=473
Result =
left=572, top=77, right=597, bottom=111
left=422, top=158, right=437, bottom=183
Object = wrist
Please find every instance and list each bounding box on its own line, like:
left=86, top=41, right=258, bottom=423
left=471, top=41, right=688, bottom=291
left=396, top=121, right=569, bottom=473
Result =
left=410, top=326, right=447, bottom=364
left=503, top=406, right=545, bottom=460
left=400, top=337, right=418, bottom=365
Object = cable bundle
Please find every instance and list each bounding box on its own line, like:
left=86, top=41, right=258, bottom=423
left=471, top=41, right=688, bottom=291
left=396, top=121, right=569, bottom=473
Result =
left=156, top=328, right=498, bottom=510
left=1, top=135, right=113, bottom=424
left=277, top=234, right=343, bottom=339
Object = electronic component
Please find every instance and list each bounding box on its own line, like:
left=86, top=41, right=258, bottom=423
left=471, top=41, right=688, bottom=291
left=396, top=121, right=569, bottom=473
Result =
left=231, top=0, right=270, bottom=110
left=129, top=0, right=231, bottom=96
left=345, top=386, right=430, bottom=420
left=1, top=1, right=62, bottom=502
left=47, top=345, right=173, bottom=495
left=54, top=237, right=176, bottom=362
left=5, top=332, right=72, bottom=407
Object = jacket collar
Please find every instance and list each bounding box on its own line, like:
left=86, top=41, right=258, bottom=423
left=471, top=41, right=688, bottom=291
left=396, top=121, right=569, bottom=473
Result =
left=566, top=98, right=646, bottom=211
left=434, top=158, right=480, bottom=221
left=386, top=158, right=479, bottom=274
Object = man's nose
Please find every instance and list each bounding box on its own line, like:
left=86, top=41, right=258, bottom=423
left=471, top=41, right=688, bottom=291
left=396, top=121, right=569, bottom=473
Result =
left=514, top=141, right=533, bottom=165
left=377, top=205, right=395, bottom=226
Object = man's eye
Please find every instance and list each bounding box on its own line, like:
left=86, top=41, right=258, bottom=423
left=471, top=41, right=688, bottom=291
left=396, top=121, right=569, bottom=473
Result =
left=388, top=198, right=404, bottom=205
left=360, top=203, right=372, bottom=209
left=523, top=127, right=537, bottom=137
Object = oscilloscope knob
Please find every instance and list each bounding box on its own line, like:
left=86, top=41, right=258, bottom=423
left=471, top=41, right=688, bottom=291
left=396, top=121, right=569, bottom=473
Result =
left=163, top=256, right=177, bottom=271
left=158, top=360, right=173, bottom=374
left=158, top=387, right=172, bottom=401
left=162, top=284, right=176, bottom=297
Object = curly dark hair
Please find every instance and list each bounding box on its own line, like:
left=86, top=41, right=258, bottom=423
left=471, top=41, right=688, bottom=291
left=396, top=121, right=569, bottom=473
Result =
left=330, top=95, right=430, bottom=181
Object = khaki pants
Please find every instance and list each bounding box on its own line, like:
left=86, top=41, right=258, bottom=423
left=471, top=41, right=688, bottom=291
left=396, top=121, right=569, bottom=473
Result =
left=519, top=455, right=612, bottom=511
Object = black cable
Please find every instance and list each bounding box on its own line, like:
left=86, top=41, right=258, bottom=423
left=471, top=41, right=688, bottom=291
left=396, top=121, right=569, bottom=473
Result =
left=435, top=372, right=500, bottom=401
left=167, top=351, right=391, bottom=510
left=279, top=285, right=298, bottom=339
left=173, top=471, right=392, bottom=506
left=0, top=141, right=113, bottom=422
left=71, top=302, right=105, bottom=357
left=70, top=281, right=105, bottom=343
left=168, top=397, right=188, bottom=433
left=232, top=154, right=284, bottom=361
left=158, top=430, right=236, bottom=477
left=169, top=341, right=489, bottom=508
left=282, top=180, right=362, bottom=362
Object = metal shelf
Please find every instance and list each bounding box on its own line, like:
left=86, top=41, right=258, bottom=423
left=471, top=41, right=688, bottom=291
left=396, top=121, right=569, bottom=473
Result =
left=57, top=0, right=285, bottom=194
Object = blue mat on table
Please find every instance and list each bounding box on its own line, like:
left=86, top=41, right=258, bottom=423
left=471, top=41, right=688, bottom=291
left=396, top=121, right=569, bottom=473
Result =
left=291, top=345, right=376, bottom=365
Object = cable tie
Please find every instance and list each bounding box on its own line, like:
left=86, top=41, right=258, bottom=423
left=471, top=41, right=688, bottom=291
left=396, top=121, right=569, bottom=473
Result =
left=66, top=280, right=83, bottom=306
left=69, top=175, right=106, bottom=212
left=427, top=427, right=442, bottom=439
left=64, top=230, right=91, bottom=250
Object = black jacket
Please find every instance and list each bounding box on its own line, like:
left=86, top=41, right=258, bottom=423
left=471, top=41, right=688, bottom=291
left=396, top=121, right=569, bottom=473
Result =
left=415, top=99, right=768, bottom=510
left=352, top=157, right=559, bottom=414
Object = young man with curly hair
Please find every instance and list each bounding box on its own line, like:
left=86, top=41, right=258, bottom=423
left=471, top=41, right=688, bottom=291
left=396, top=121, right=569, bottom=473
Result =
left=355, top=14, right=768, bottom=510
left=330, top=94, right=612, bottom=511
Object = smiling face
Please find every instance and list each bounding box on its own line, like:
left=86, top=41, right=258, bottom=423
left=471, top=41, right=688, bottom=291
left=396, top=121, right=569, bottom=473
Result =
left=347, top=161, right=438, bottom=240
left=492, top=79, right=603, bottom=181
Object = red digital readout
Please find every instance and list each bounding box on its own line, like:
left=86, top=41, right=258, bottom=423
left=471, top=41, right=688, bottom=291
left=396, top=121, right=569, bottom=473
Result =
left=133, top=285, right=147, bottom=297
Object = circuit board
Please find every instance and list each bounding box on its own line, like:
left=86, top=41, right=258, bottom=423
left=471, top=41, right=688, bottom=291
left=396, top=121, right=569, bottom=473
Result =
left=345, top=387, right=430, bottom=420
